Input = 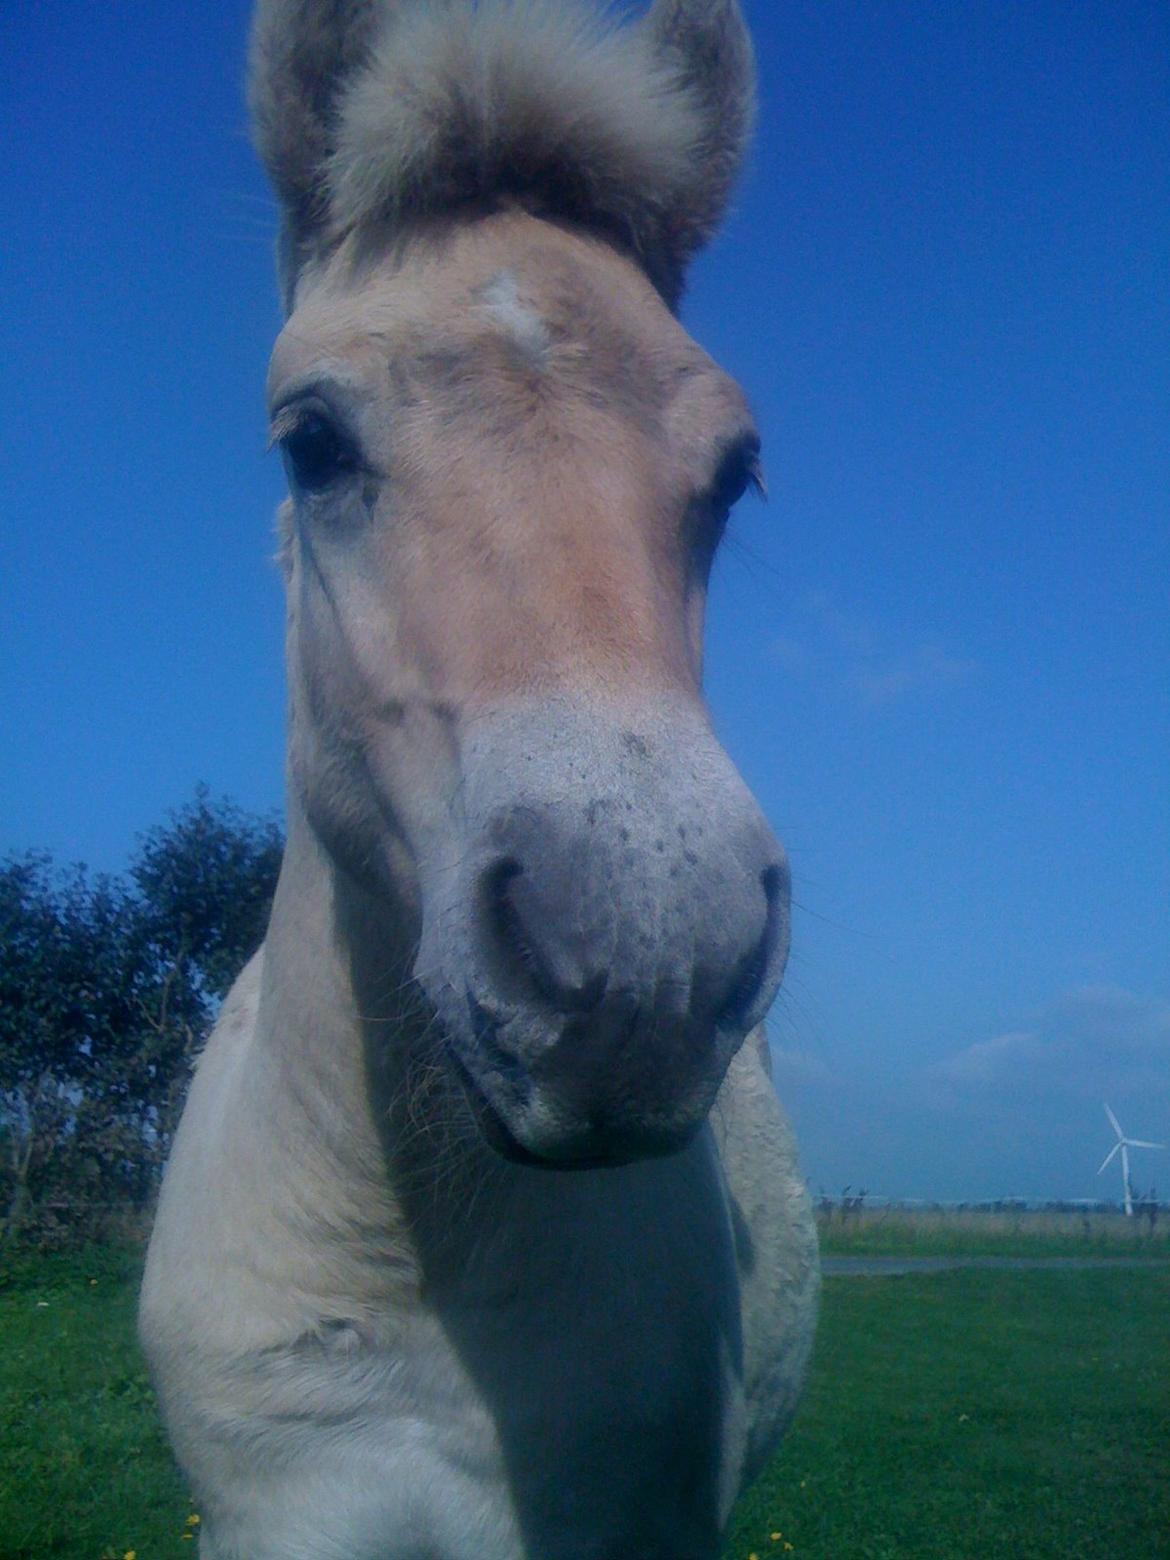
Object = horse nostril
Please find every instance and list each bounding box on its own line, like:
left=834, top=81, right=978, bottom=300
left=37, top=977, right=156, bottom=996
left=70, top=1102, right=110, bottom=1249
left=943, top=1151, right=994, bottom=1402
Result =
left=480, top=857, right=605, bottom=1014
left=483, top=857, right=541, bottom=985
left=717, top=863, right=786, bottom=1030
left=761, top=860, right=788, bottom=919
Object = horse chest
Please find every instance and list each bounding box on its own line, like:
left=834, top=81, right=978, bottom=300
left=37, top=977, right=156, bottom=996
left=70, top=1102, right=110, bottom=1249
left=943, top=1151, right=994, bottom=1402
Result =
left=408, top=1141, right=745, bottom=1554
left=201, top=1152, right=744, bottom=1560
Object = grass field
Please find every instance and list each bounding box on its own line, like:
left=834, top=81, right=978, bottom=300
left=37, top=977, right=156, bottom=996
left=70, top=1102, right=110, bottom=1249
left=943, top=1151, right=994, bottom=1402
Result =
left=2, top=1241, right=1168, bottom=1559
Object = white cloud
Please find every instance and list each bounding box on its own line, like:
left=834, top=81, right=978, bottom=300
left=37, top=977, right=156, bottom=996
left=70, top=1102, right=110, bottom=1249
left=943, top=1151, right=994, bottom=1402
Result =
left=771, top=591, right=976, bottom=708
left=929, top=986, right=1170, bottom=1104
left=768, top=1043, right=836, bottom=1088
left=930, top=1029, right=1040, bottom=1086
left=773, top=985, right=1170, bottom=1201
left=850, top=641, right=977, bottom=708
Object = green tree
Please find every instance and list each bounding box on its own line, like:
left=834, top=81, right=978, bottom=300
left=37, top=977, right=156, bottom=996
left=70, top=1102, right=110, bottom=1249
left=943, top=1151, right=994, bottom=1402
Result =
left=0, top=791, right=282, bottom=1247
left=131, top=786, right=284, bottom=1005
left=127, top=787, right=284, bottom=1168
left=0, top=856, right=147, bottom=1244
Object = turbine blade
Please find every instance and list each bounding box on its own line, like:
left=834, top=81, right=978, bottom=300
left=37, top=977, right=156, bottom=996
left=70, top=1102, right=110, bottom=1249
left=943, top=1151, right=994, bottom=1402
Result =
left=1127, top=1139, right=1166, bottom=1151
left=1098, top=1144, right=1121, bottom=1174
left=1104, top=1102, right=1123, bottom=1138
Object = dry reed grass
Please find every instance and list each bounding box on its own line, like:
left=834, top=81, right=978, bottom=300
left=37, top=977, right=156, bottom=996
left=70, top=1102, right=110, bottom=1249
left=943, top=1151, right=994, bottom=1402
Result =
left=815, top=1200, right=1170, bottom=1257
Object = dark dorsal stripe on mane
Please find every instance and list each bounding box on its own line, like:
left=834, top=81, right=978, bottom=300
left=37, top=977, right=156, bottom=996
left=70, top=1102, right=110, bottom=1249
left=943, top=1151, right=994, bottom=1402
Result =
left=250, top=0, right=755, bottom=312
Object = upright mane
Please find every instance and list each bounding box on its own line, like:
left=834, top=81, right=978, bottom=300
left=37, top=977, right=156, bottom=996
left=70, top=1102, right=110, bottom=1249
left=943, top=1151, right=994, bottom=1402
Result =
left=250, top=0, right=755, bottom=309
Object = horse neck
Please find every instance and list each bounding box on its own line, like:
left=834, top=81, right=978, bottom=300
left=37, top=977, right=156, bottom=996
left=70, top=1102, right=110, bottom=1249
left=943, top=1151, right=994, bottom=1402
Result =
left=252, top=805, right=413, bottom=1207
left=255, top=802, right=504, bottom=1269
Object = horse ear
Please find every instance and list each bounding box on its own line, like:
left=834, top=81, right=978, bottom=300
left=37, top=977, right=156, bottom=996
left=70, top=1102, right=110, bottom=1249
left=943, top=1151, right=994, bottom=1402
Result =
left=644, top=0, right=755, bottom=284
left=249, top=0, right=388, bottom=308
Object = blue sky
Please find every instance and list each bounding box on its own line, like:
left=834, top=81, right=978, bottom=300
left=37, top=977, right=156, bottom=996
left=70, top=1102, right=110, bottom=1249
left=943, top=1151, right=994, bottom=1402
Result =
left=3, top=1, right=1167, bottom=1201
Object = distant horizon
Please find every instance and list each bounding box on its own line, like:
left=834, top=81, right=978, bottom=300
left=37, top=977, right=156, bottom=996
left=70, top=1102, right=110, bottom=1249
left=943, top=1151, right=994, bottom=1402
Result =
left=805, top=1193, right=1166, bottom=1211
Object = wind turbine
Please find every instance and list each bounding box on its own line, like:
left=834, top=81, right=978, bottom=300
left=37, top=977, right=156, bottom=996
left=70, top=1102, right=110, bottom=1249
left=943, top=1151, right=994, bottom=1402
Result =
left=1098, top=1102, right=1165, bottom=1217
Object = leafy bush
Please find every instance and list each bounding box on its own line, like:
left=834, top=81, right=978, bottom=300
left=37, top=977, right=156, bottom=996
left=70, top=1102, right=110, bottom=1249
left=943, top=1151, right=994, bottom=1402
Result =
left=0, top=790, right=282, bottom=1248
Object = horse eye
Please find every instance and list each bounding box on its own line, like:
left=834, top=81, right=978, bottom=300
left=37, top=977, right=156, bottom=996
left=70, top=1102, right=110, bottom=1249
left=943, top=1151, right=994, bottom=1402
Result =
left=695, top=442, right=765, bottom=563
left=710, top=441, right=764, bottom=518
left=278, top=411, right=354, bottom=493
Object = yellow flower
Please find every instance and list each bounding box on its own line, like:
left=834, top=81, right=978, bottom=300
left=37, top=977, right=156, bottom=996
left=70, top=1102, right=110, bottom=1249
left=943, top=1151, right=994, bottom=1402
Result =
left=124, top=1551, right=136, bottom=1560
left=181, top=1536, right=195, bottom=1543
left=186, top=1514, right=201, bottom=1526
left=771, top=1534, right=782, bottom=1542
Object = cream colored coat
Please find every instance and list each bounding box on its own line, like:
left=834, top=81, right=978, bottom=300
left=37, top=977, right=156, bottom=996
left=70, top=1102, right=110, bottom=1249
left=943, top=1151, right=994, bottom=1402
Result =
left=141, top=4, right=819, bottom=1555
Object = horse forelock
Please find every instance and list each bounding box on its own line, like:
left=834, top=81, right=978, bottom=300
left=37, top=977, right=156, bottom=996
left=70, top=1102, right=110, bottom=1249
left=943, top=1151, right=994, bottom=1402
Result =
left=250, top=0, right=756, bottom=310
left=331, top=4, right=701, bottom=290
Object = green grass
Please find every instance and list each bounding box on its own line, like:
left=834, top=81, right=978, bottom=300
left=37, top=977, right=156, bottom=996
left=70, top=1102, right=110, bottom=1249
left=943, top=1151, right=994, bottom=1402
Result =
left=0, top=1247, right=194, bottom=1560
left=726, top=1267, right=1170, bottom=1560
left=2, top=1247, right=1168, bottom=1559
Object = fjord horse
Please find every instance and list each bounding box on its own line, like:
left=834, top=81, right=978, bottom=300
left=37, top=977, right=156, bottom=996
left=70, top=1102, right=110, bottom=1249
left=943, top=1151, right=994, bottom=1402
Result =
left=140, top=4, right=818, bottom=1555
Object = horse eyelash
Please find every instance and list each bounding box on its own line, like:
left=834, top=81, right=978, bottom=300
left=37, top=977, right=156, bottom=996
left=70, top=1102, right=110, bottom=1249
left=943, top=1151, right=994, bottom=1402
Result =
left=267, top=404, right=306, bottom=451
left=713, top=439, right=767, bottom=510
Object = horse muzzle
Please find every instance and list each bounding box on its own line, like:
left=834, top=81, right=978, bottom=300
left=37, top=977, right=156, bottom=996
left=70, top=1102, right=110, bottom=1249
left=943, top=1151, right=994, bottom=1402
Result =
left=415, top=699, right=789, bottom=1167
